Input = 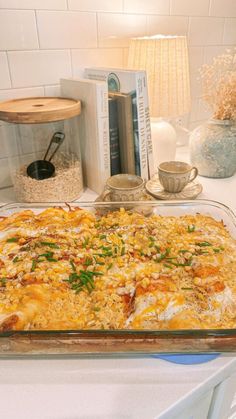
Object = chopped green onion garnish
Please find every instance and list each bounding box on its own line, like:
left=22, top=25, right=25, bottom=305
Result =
left=64, top=269, right=103, bottom=294
left=155, top=248, right=170, bottom=262
left=0, top=278, right=7, bottom=286
left=195, top=241, right=212, bottom=247
left=84, top=258, right=93, bottom=266
left=31, top=259, right=37, bottom=272
left=164, top=263, right=173, bottom=269
left=70, top=260, right=76, bottom=272
left=92, top=271, right=103, bottom=276
left=39, top=252, right=54, bottom=258
left=95, top=251, right=113, bottom=257
left=82, top=237, right=89, bottom=248
left=13, top=256, right=19, bottom=263
left=188, top=225, right=195, bottom=233
left=40, top=242, right=60, bottom=249
left=7, top=237, right=18, bottom=243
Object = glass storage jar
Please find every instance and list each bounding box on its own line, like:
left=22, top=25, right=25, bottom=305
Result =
left=0, top=97, right=83, bottom=202
left=189, top=119, right=236, bottom=178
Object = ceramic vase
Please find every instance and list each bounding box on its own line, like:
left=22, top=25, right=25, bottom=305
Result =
left=189, top=119, right=236, bottom=178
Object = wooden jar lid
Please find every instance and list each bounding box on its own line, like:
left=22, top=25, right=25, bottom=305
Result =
left=0, top=97, right=81, bottom=124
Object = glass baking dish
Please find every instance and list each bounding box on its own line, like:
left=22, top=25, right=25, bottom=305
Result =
left=0, top=199, right=235, bottom=357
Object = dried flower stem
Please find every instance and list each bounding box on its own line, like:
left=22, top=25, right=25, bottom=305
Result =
left=199, top=48, right=236, bottom=120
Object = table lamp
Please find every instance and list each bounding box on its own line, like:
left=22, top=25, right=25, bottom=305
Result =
left=128, top=35, right=191, bottom=167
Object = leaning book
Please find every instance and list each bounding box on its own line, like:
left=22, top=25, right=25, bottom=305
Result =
left=84, top=67, right=153, bottom=180
left=61, top=78, right=110, bottom=194
left=109, top=91, right=135, bottom=175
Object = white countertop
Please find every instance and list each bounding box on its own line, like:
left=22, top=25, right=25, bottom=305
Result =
left=0, top=146, right=236, bottom=419
left=0, top=355, right=235, bottom=419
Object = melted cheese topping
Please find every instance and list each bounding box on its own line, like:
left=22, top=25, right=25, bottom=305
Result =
left=0, top=207, right=235, bottom=331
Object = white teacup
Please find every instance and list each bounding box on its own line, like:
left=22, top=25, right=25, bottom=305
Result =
left=101, top=174, right=145, bottom=202
left=158, top=161, right=198, bottom=193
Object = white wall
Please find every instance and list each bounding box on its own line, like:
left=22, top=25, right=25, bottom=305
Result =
left=0, top=0, right=235, bottom=188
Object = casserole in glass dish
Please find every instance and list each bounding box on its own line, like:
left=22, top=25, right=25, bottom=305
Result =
left=0, top=199, right=235, bottom=356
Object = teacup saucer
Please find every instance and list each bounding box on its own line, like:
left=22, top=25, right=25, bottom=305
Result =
left=95, top=191, right=155, bottom=216
left=95, top=190, right=155, bottom=203
left=145, top=176, right=203, bottom=200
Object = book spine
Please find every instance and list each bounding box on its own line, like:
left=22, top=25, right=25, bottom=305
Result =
left=96, top=84, right=110, bottom=188
left=142, top=73, right=155, bottom=179
left=109, top=92, right=135, bottom=175
left=130, top=91, right=140, bottom=176
left=135, top=73, right=148, bottom=180
left=108, top=97, right=121, bottom=175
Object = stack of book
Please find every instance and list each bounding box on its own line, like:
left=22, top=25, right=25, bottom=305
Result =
left=61, top=68, right=154, bottom=194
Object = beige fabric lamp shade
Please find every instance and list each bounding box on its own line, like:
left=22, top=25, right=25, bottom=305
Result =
left=128, top=35, right=191, bottom=118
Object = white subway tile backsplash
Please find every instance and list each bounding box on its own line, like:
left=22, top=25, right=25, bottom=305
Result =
left=147, top=15, right=188, bottom=36
left=189, top=120, right=204, bottom=131
left=0, top=10, right=38, bottom=51
left=0, top=86, right=44, bottom=101
left=190, top=72, right=202, bottom=99
left=198, top=98, right=212, bottom=120
left=188, top=46, right=204, bottom=73
left=68, top=0, right=123, bottom=12
left=0, top=0, right=235, bottom=134
left=203, top=45, right=232, bottom=64
left=210, top=0, right=236, bottom=17
left=37, top=11, right=97, bottom=49
left=223, top=18, right=236, bottom=45
left=98, top=13, right=147, bottom=47
left=188, top=17, right=224, bottom=45
left=123, top=48, right=129, bottom=67
left=44, top=85, right=61, bottom=96
left=71, top=48, right=124, bottom=76
left=190, top=98, right=200, bottom=122
left=0, top=53, right=11, bottom=89
left=171, top=0, right=209, bottom=16
left=190, top=97, right=211, bottom=122
left=0, top=0, right=67, bottom=10
left=124, top=0, right=170, bottom=15
left=8, top=50, right=72, bottom=88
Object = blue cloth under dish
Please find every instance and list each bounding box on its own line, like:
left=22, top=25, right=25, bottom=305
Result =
left=152, top=353, right=220, bottom=364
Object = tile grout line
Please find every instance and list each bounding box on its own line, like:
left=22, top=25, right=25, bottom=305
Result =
left=187, top=16, right=191, bottom=42
left=222, top=18, right=226, bottom=45
left=96, top=12, right=99, bottom=49
left=69, top=48, right=73, bottom=78
left=208, top=0, right=212, bottom=16
left=34, top=10, right=41, bottom=49
left=5, top=51, right=13, bottom=88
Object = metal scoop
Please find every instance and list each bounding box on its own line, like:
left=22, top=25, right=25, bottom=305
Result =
left=27, top=132, right=65, bottom=180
